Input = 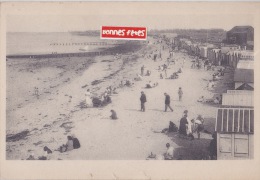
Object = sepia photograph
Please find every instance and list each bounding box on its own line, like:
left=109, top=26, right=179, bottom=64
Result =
left=1, top=1, right=260, bottom=179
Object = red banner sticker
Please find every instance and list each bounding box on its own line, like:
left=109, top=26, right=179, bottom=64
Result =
left=101, top=26, right=147, bottom=40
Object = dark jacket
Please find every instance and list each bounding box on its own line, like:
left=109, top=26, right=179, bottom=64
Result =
left=73, top=138, right=81, bottom=149
left=165, top=94, right=170, bottom=104
left=140, top=94, right=147, bottom=103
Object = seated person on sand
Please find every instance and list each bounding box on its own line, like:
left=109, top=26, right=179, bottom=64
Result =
left=134, top=74, right=143, bottom=81
left=146, top=81, right=153, bottom=88
left=164, top=143, right=174, bottom=160
left=125, top=80, right=132, bottom=87
left=101, top=95, right=112, bottom=106
left=92, top=96, right=103, bottom=107
left=170, top=73, right=179, bottom=79
left=213, top=97, right=220, bottom=104
left=213, top=73, right=221, bottom=81
left=160, top=73, right=164, bottom=79
left=71, top=134, right=81, bottom=149
left=153, top=82, right=159, bottom=87
left=106, top=86, right=112, bottom=95
left=197, top=96, right=205, bottom=103
left=163, top=64, right=168, bottom=70
left=204, top=97, right=220, bottom=104
left=119, top=80, right=124, bottom=87
left=59, top=136, right=74, bottom=153
left=207, top=81, right=214, bottom=90
left=161, top=121, right=178, bottom=133
left=146, top=70, right=151, bottom=76
left=110, top=109, right=118, bottom=120
left=112, top=87, right=118, bottom=94
left=218, top=68, right=225, bottom=76
left=177, top=68, right=182, bottom=73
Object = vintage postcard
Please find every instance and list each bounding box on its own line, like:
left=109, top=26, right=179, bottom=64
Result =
left=0, top=2, right=260, bottom=179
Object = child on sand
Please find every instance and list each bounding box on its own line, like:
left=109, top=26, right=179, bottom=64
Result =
left=110, top=110, right=118, bottom=120
left=164, top=143, right=174, bottom=160
left=194, top=115, right=205, bottom=139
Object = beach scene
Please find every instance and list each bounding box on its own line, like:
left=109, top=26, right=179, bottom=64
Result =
left=6, top=16, right=254, bottom=160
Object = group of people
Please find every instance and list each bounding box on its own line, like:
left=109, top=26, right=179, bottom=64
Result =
left=139, top=92, right=174, bottom=112
left=85, top=86, right=116, bottom=108
left=59, top=135, right=81, bottom=153
left=212, top=68, right=224, bottom=81
left=145, top=81, right=158, bottom=88
left=179, top=110, right=205, bottom=140
left=169, top=68, right=182, bottom=79
left=197, top=95, right=222, bottom=105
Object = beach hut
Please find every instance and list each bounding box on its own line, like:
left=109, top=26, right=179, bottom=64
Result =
left=215, top=108, right=254, bottom=159
left=240, top=50, right=254, bottom=60
left=222, top=90, right=254, bottom=107
left=207, top=48, right=214, bottom=63
left=211, top=48, right=221, bottom=65
left=199, top=46, right=208, bottom=58
left=234, top=69, right=254, bottom=89
left=226, top=50, right=240, bottom=68
left=220, top=45, right=240, bottom=65
left=236, top=60, right=254, bottom=69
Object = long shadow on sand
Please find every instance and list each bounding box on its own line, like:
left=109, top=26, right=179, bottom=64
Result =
left=166, top=132, right=212, bottom=160
left=125, top=108, right=142, bottom=112
left=159, top=117, right=215, bottom=160
left=148, top=108, right=165, bottom=112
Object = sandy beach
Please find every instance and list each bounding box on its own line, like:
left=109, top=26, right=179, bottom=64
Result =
left=6, top=36, right=233, bottom=160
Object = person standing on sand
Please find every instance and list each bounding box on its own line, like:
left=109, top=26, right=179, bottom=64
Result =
left=164, top=68, right=167, bottom=78
left=178, top=87, right=183, bottom=101
left=140, top=91, right=147, bottom=112
left=164, top=93, right=173, bottom=112
left=183, top=110, right=194, bottom=140
left=141, top=65, right=145, bottom=76
left=85, top=89, right=93, bottom=107
left=179, top=114, right=188, bottom=136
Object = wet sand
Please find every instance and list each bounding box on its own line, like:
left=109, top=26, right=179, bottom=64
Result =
left=6, top=37, right=233, bottom=160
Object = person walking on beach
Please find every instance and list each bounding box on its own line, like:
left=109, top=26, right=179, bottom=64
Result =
left=164, top=93, right=173, bottom=112
left=141, top=65, right=145, bottom=76
left=178, top=87, right=183, bottom=101
left=140, top=91, right=147, bottom=112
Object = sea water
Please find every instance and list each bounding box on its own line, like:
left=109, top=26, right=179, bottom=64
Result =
left=7, top=32, right=112, bottom=55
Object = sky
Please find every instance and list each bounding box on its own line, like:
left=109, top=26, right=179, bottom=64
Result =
left=7, top=14, right=255, bottom=32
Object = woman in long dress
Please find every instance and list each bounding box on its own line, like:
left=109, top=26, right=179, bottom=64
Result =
left=85, top=89, right=93, bottom=107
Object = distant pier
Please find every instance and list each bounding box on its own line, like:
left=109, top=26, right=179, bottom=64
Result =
left=6, top=51, right=118, bottom=59
left=49, top=42, right=110, bottom=46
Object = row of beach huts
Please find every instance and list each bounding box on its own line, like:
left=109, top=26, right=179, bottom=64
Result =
left=174, top=35, right=254, bottom=160
left=174, top=37, right=254, bottom=68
